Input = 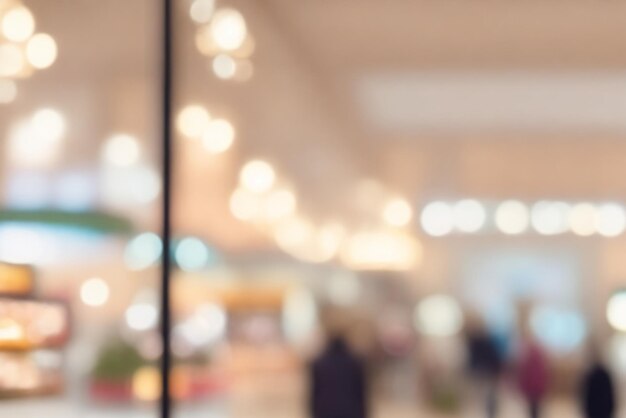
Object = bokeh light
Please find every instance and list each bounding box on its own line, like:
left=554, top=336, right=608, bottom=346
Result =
left=607, top=290, right=626, bottom=332
left=202, top=118, right=235, bottom=154
left=125, top=304, right=158, bottom=332
left=102, top=134, right=141, bottom=167
left=529, top=306, right=586, bottom=353
left=239, top=159, right=276, bottom=193
left=175, top=237, right=212, bottom=272
left=210, top=8, right=247, bottom=51
left=263, top=188, right=297, bottom=222
left=531, top=201, right=570, bottom=235
left=212, top=54, right=237, bottom=80
left=1, top=6, right=34, bottom=42
left=124, top=233, right=163, bottom=271
left=569, top=203, right=597, bottom=236
left=177, top=104, right=210, bottom=139
left=229, top=188, right=262, bottom=221
left=595, top=203, right=626, bottom=237
left=495, top=200, right=529, bottom=235
left=383, top=198, right=413, bottom=227
left=453, top=199, right=486, bottom=233
left=414, top=294, right=464, bottom=337
left=80, top=278, right=109, bottom=307
left=420, top=201, right=454, bottom=237
left=25, top=33, right=57, bottom=69
left=189, top=0, right=215, bottom=24
left=0, top=43, right=26, bottom=77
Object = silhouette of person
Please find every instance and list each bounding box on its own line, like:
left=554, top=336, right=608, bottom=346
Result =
left=580, top=350, right=615, bottom=418
left=310, top=335, right=368, bottom=418
left=516, top=335, right=549, bottom=418
left=465, top=314, right=503, bottom=418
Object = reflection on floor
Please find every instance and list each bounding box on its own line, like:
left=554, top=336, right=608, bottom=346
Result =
left=1, top=393, right=623, bottom=418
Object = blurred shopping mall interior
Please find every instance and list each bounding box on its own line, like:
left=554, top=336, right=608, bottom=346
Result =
left=2, top=0, right=626, bottom=417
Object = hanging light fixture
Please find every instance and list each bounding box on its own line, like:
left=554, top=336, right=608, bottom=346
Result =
left=188, top=0, right=254, bottom=82
left=0, top=1, right=58, bottom=104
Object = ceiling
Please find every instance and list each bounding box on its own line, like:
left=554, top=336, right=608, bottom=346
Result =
left=4, top=0, right=626, bottom=252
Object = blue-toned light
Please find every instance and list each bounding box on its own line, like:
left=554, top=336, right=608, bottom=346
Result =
left=175, top=237, right=215, bottom=272
left=530, top=306, right=587, bottom=353
left=124, top=233, right=162, bottom=271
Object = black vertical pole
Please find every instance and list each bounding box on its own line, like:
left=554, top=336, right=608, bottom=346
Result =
left=161, top=0, right=173, bottom=416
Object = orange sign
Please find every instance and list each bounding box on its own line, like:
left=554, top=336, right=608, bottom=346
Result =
left=0, top=263, right=34, bottom=296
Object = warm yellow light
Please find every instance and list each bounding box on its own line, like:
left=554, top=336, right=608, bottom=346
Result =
left=569, top=203, right=596, bottom=236
left=1, top=6, right=35, bottom=42
left=132, top=366, right=161, bottom=402
left=420, top=201, right=454, bottom=237
left=383, top=198, right=413, bottom=227
left=229, top=188, right=262, bottom=221
left=0, top=79, right=17, bottom=104
left=80, top=277, right=109, bottom=307
left=263, top=188, right=297, bottom=222
left=595, top=204, right=626, bottom=237
left=189, top=0, right=215, bottom=24
left=26, top=33, right=57, bottom=69
left=202, top=118, right=234, bottom=154
left=0, top=43, right=25, bottom=77
left=177, top=105, right=210, bottom=138
left=607, top=292, right=626, bottom=332
left=102, top=134, right=141, bottom=166
left=340, top=230, right=422, bottom=271
left=239, top=159, right=276, bottom=193
left=32, top=108, right=65, bottom=140
left=212, top=54, right=236, bottom=80
left=495, top=200, right=529, bottom=235
left=274, top=216, right=314, bottom=253
left=210, top=8, right=247, bottom=51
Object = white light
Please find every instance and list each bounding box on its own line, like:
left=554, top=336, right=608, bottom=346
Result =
left=453, top=199, right=486, bottom=233
left=263, top=188, right=296, bottom=222
left=102, top=134, right=141, bottom=166
left=26, top=33, right=57, bottom=69
left=531, top=201, right=570, bottom=235
left=229, top=188, right=262, bottom=221
left=495, top=200, right=529, bottom=235
left=175, top=237, right=210, bottom=272
left=125, top=304, right=158, bottom=331
left=283, top=287, right=318, bottom=345
left=80, top=278, right=109, bottom=307
left=420, top=201, right=454, bottom=236
left=189, top=0, right=215, bottom=24
left=1, top=7, right=35, bottom=42
left=569, top=203, right=597, bottom=236
left=176, top=303, right=226, bottom=347
left=177, top=105, right=210, bottom=139
left=595, top=203, right=626, bottom=237
left=0, top=79, right=17, bottom=104
left=316, top=222, right=346, bottom=261
left=212, top=54, right=236, bottom=80
left=239, top=159, right=275, bottom=193
left=607, top=291, right=626, bottom=332
left=414, top=295, right=463, bottom=337
left=383, top=198, right=413, bottom=227
left=124, top=233, right=162, bottom=270
left=210, top=8, right=247, bottom=51
left=32, top=108, right=65, bottom=141
left=202, top=118, right=235, bottom=154
left=0, top=43, right=25, bottom=77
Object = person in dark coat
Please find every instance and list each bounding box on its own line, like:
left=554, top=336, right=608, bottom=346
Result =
left=580, top=359, right=616, bottom=418
left=310, top=336, right=368, bottom=418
